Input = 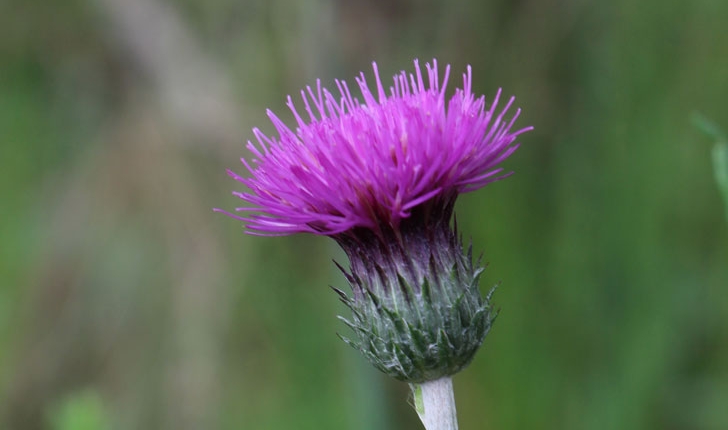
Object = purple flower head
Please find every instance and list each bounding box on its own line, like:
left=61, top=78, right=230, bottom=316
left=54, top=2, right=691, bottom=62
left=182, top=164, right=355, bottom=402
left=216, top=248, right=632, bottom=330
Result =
left=218, top=59, right=532, bottom=383
left=217, top=59, right=532, bottom=237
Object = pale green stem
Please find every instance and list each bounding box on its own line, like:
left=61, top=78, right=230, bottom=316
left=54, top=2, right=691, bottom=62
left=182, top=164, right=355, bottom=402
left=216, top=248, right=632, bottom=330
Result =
left=411, top=377, right=459, bottom=430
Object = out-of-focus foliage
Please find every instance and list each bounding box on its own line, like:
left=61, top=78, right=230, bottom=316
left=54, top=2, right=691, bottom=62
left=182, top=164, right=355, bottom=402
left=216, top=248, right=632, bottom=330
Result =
left=694, top=114, right=728, bottom=222
left=1, top=0, right=727, bottom=429
left=49, top=389, right=110, bottom=430
left=715, top=143, right=728, bottom=221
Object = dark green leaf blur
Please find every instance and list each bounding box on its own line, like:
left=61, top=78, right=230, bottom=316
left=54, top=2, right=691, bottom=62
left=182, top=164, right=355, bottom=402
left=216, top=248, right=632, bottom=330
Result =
left=1, top=0, right=726, bottom=429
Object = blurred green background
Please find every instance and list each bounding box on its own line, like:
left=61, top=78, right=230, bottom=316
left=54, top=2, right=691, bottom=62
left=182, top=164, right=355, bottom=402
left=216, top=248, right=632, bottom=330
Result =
left=1, top=0, right=727, bottom=429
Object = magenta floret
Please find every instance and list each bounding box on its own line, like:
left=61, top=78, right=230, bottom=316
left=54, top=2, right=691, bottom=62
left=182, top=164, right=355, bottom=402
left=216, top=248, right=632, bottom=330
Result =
left=217, top=59, right=532, bottom=236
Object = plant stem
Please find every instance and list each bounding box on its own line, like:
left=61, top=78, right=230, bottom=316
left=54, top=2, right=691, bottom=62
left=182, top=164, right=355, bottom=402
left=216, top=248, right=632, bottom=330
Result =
left=411, top=377, right=459, bottom=430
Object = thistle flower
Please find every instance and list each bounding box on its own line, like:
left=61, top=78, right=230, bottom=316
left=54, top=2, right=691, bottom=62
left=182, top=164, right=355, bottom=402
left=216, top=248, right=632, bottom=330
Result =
left=217, top=59, right=532, bottom=384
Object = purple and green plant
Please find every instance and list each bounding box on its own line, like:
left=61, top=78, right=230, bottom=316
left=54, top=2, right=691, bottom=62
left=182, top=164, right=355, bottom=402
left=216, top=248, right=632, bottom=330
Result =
left=217, top=59, right=532, bottom=429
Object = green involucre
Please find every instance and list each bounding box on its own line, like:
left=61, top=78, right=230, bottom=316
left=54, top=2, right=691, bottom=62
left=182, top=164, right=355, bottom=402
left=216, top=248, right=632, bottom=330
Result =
left=335, top=237, right=497, bottom=383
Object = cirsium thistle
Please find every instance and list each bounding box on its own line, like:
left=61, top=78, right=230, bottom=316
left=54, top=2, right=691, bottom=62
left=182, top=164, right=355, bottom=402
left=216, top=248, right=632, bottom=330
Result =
left=217, top=59, right=532, bottom=383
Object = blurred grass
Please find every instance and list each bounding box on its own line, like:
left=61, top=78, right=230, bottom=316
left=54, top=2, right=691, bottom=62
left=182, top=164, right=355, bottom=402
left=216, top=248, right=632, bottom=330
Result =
left=1, top=0, right=727, bottom=429
left=715, top=143, right=728, bottom=222
left=49, top=389, right=110, bottom=430
left=692, top=114, right=728, bottom=222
